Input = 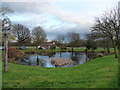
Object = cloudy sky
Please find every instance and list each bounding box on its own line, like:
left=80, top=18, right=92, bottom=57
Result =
left=2, top=0, right=120, bottom=40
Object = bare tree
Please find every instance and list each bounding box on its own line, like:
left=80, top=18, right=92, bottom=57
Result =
left=85, top=33, right=97, bottom=50
left=0, top=31, right=2, bottom=46
left=86, top=32, right=111, bottom=53
left=32, top=26, right=47, bottom=65
left=118, top=3, right=120, bottom=56
left=12, top=24, right=31, bottom=46
left=1, top=7, right=13, bottom=15
left=67, top=32, right=80, bottom=52
left=32, top=26, right=47, bottom=48
left=1, top=7, right=14, bottom=45
left=1, top=7, right=13, bottom=73
left=91, top=7, right=120, bottom=58
left=57, top=35, right=65, bottom=43
left=56, top=35, right=65, bottom=48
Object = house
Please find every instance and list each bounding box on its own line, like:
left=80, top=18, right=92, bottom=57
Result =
left=40, top=42, right=56, bottom=49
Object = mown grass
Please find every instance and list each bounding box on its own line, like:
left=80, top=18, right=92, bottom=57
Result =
left=2, top=54, right=118, bottom=88
left=19, top=46, right=114, bottom=53
left=0, top=50, right=2, bottom=89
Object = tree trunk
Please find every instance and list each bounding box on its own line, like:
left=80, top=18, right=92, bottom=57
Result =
left=85, top=48, right=89, bottom=61
left=37, top=54, right=39, bottom=66
left=114, top=45, right=118, bottom=58
left=60, top=47, right=62, bottom=57
left=118, top=46, right=120, bottom=60
left=60, top=52, right=62, bottom=57
left=72, top=47, right=74, bottom=55
left=4, top=33, right=8, bottom=72
left=72, top=47, right=74, bottom=52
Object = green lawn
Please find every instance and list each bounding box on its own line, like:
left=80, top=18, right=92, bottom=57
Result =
left=19, top=46, right=114, bottom=53
left=2, top=54, right=118, bottom=88
left=0, top=51, right=2, bottom=89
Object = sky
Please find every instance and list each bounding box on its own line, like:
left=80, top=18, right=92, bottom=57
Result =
left=2, top=0, right=120, bottom=41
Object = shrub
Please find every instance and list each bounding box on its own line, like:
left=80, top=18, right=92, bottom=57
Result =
left=31, top=50, right=35, bottom=54
left=61, top=47, right=67, bottom=50
left=50, top=45, right=56, bottom=49
left=8, top=47, right=24, bottom=61
left=86, top=40, right=97, bottom=50
left=86, top=45, right=91, bottom=50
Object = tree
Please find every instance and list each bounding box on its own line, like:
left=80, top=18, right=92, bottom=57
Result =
left=85, top=33, right=97, bottom=50
left=57, top=35, right=65, bottom=44
left=1, top=7, right=13, bottom=72
left=91, top=7, right=120, bottom=58
left=1, top=7, right=13, bottom=15
left=85, top=32, right=112, bottom=53
left=51, top=40, right=62, bottom=46
left=0, top=31, right=2, bottom=46
left=67, top=32, right=80, bottom=52
left=118, top=3, right=120, bottom=57
left=1, top=7, right=14, bottom=45
left=32, top=26, right=47, bottom=48
left=56, top=35, right=65, bottom=47
left=12, top=24, right=31, bottom=46
left=101, top=37, right=111, bottom=53
left=32, top=26, right=47, bottom=66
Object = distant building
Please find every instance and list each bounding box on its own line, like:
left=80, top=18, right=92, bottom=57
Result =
left=40, top=42, right=56, bottom=49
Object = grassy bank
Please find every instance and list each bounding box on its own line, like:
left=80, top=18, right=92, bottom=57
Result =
left=2, top=54, right=118, bottom=88
left=19, top=47, right=114, bottom=53
left=0, top=51, right=2, bottom=89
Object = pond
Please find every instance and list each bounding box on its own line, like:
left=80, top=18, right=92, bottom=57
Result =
left=20, top=52, right=95, bottom=67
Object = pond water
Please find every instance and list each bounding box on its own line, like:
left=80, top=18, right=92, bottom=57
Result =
left=20, top=52, right=94, bottom=67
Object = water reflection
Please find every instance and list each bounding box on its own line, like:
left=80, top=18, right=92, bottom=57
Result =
left=70, top=52, right=86, bottom=64
left=20, top=52, right=88, bottom=67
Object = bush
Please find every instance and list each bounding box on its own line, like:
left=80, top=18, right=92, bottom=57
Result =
left=61, top=47, right=67, bottom=50
left=8, top=47, right=24, bottom=61
left=86, top=45, right=91, bottom=50
left=86, top=40, right=97, bottom=50
left=50, top=45, right=56, bottom=49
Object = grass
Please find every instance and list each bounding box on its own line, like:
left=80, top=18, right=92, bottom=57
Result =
left=0, top=51, right=2, bottom=89
left=2, top=54, right=118, bottom=88
left=19, top=46, right=114, bottom=53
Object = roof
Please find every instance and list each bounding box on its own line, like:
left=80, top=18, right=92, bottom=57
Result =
left=40, top=42, right=55, bottom=46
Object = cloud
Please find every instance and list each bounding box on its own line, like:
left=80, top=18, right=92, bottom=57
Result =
left=2, top=0, right=119, bottom=40
left=2, top=2, right=55, bottom=14
left=2, top=0, right=119, bottom=3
